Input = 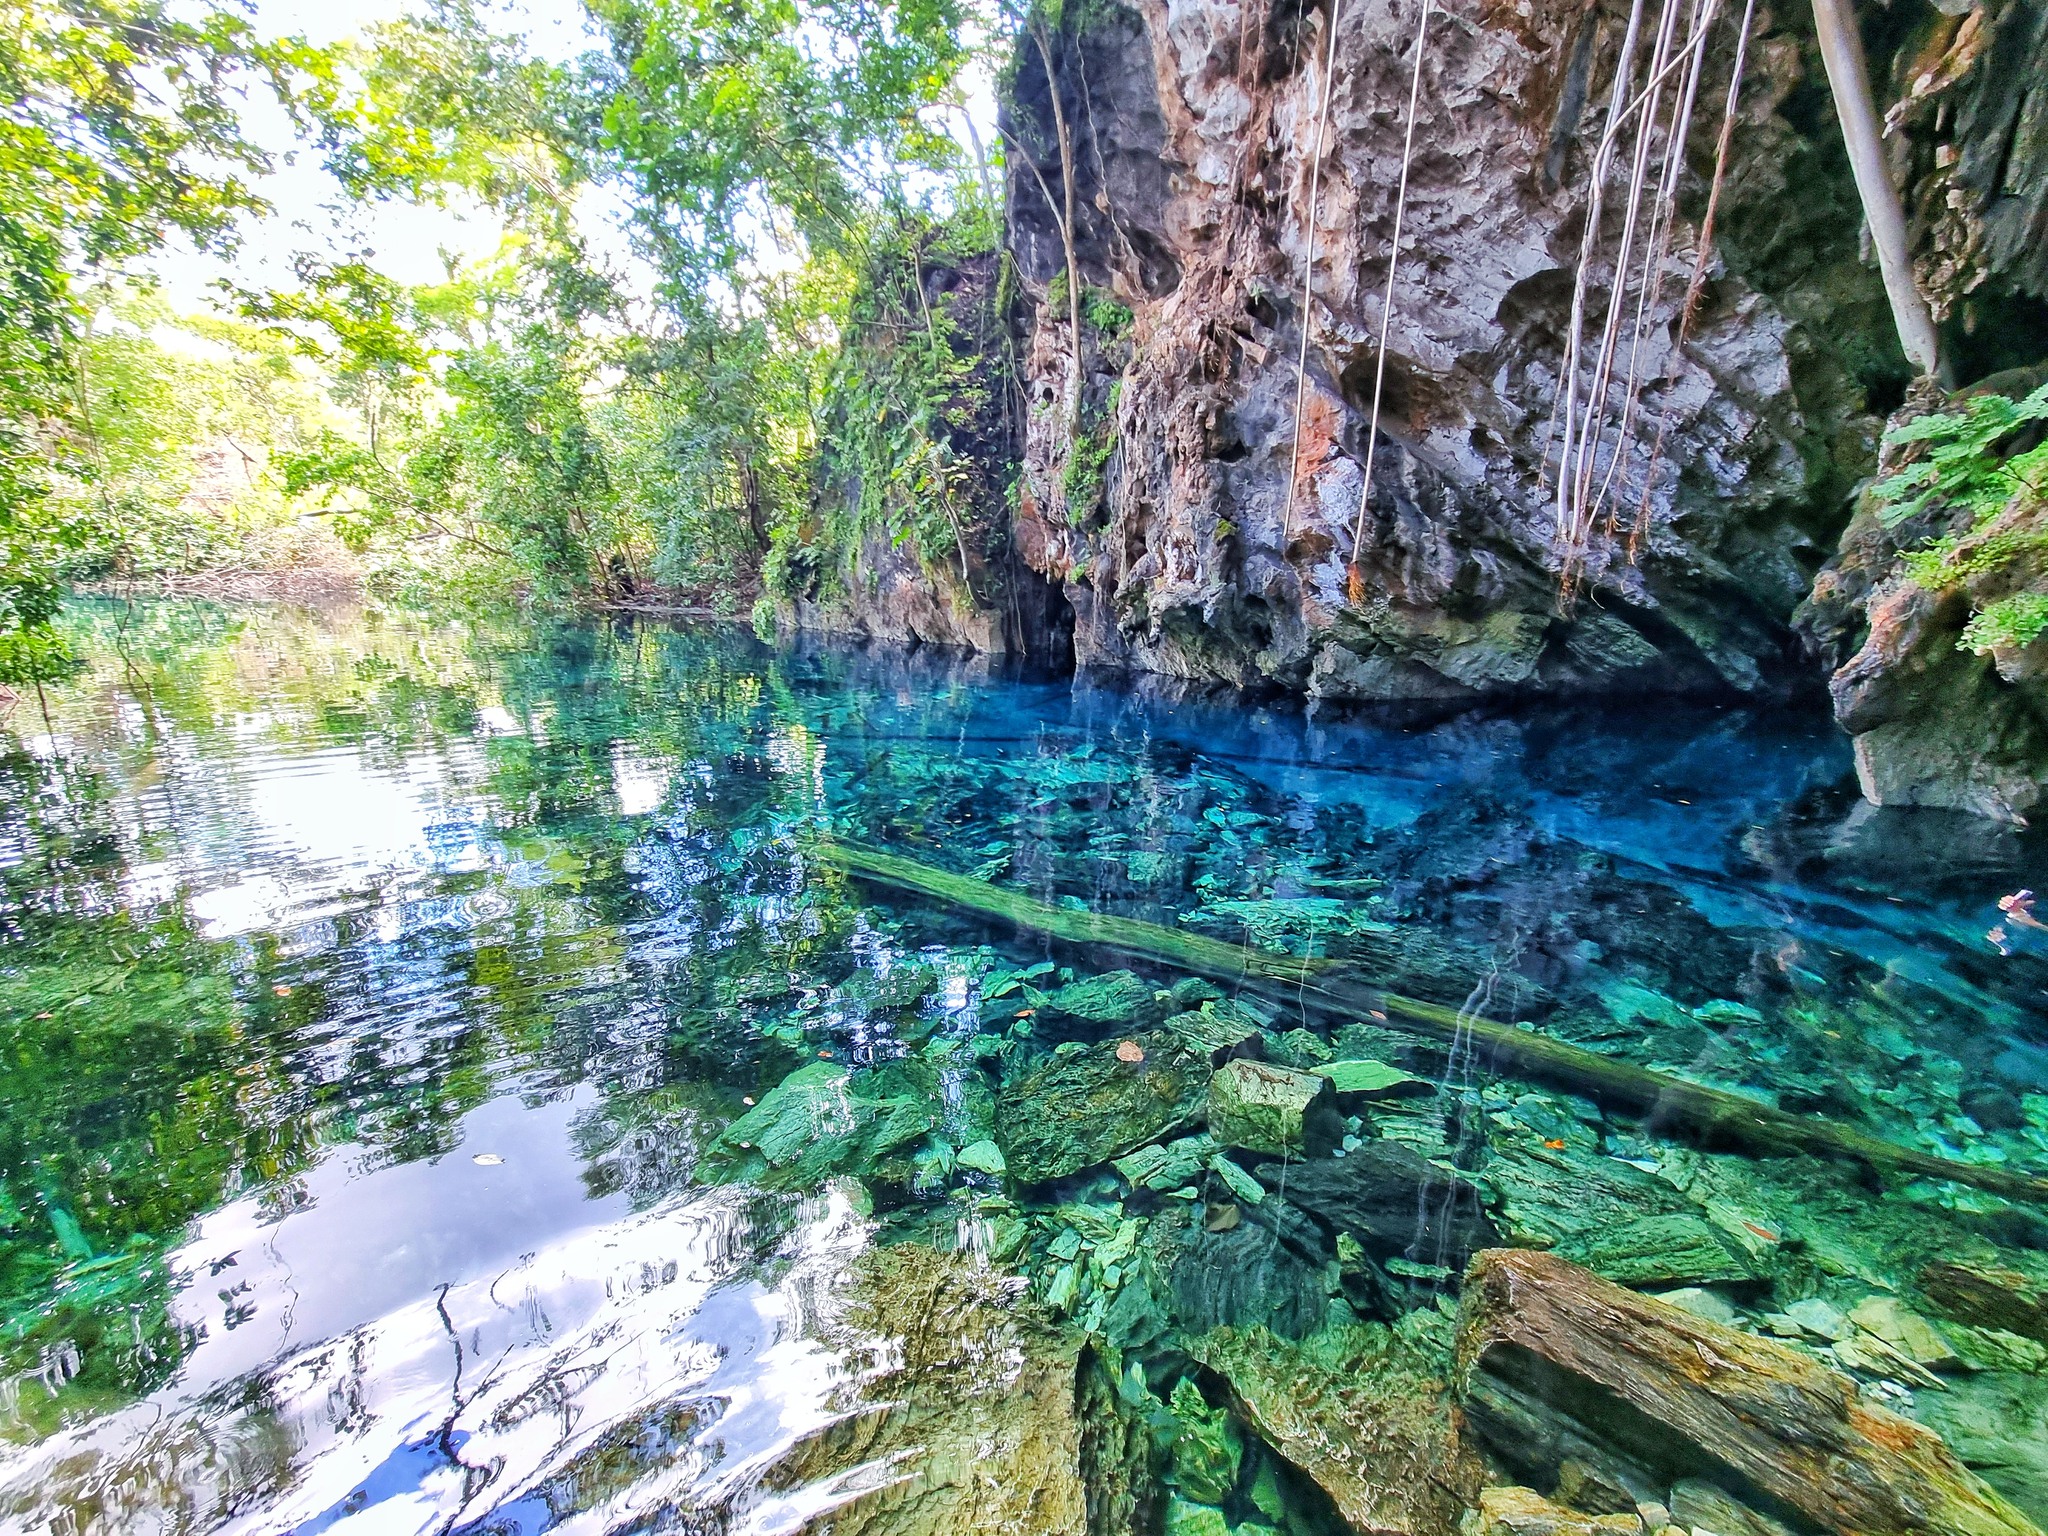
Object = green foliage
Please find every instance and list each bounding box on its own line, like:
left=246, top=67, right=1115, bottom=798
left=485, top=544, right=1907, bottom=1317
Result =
left=1061, top=380, right=1119, bottom=524
left=1873, top=384, right=2048, bottom=527
left=1961, top=591, right=2048, bottom=653
left=1874, top=383, right=2048, bottom=656
left=588, top=0, right=971, bottom=293
left=1083, top=286, right=1133, bottom=341
left=7, top=0, right=997, bottom=625
left=803, top=207, right=1008, bottom=589
left=0, top=0, right=332, bottom=672
left=56, top=289, right=342, bottom=580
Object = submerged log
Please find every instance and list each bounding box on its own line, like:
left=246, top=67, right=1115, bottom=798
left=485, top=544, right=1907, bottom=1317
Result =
left=814, top=840, right=2048, bottom=1206
left=1457, top=1249, right=2042, bottom=1536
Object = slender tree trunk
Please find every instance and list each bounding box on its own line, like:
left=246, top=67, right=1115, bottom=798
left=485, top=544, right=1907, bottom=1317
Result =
left=1031, top=18, right=1084, bottom=443
left=1809, top=0, right=1941, bottom=377
left=960, top=105, right=996, bottom=214
left=740, top=454, right=767, bottom=552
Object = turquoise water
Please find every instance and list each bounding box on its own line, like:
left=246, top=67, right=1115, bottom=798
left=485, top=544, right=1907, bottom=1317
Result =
left=0, top=600, right=2044, bottom=1535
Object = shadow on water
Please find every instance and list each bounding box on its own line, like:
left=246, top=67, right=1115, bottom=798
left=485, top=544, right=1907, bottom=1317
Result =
left=0, top=598, right=2044, bottom=1534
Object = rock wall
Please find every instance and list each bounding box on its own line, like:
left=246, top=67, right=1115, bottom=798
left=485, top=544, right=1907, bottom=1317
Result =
left=1798, top=375, right=2048, bottom=822
left=1795, top=0, right=2048, bottom=822
left=999, top=0, right=1911, bottom=701
left=772, top=245, right=1076, bottom=661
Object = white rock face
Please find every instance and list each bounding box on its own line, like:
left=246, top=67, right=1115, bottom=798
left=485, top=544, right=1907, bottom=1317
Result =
left=1002, top=0, right=1900, bottom=699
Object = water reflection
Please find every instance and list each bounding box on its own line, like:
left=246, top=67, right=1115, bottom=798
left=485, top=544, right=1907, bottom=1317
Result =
left=0, top=599, right=2044, bottom=1534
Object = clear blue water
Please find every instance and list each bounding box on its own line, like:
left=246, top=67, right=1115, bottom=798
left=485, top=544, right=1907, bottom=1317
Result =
left=0, top=600, right=2044, bottom=1535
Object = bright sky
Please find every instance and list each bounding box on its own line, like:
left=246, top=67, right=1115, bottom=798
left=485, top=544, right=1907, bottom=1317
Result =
left=152, top=0, right=1002, bottom=318
left=151, top=0, right=620, bottom=312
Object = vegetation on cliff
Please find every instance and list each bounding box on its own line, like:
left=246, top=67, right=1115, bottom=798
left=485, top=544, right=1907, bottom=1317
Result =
left=1876, top=380, right=2048, bottom=655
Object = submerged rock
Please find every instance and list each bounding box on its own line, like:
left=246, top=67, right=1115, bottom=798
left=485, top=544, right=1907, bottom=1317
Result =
left=1318, top=1058, right=1432, bottom=1103
left=956, top=1139, right=1007, bottom=1177
left=1259, top=1140, right=1498, bottom=1271
left=1920, top=1256, right=2048, bottom=1346
left=996, top=1031, right=1209, bottom=1184
left=1153, top=1203, right=1330, bottom=1340
left=1193, top=1321, right=1482, bottom=1536
left=1667, top=1480, right=1797, bottom=1536
left=1458, top=1249, right=2044, bottom=1536
left=715, top=1061, right=936, bottom=1188
left=1037, top=969, right=1169, bottom=1032
left=1480, top=1143, right=1754, bottom=1288
left=1848, top=1295, right=1961, bottom=1371
left=1463, top=1486, right=1643, bottom=1536
left=1114, top=1133, right=1215, bottom=1192
left=1167, top=1378, right=1243, bottom=1505
left=1163, top=1001, right=1268, bottom=1065
left=771, top=1243, right=1090, bottom=1535
left=1207, top=1059, right=1343, bottom=1158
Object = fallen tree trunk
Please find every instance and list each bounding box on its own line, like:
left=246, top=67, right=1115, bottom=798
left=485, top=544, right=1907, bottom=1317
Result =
left=1458, top=1249, right=2041, bottom=1536
left=813, top=840, right=2048, bottom=1206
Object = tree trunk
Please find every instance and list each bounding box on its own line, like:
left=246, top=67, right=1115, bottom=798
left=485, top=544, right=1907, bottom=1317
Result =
left=739, top=453, right=767, bottom=552
left=1030, top=18, right=1085, bottom=447
left=1809, top=0, right=1942, bottom=377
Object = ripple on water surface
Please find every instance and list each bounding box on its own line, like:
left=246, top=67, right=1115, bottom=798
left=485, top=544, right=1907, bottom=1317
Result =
left=1, top=600, right=2046, bottom=1536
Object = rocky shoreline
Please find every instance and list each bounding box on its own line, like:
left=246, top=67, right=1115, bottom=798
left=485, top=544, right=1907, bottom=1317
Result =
left=779, top=0, right=2048, bottom=820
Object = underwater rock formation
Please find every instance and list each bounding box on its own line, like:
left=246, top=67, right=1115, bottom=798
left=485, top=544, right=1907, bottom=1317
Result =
left=769, top=1243, right=1093, bottom=1534
left=1256, top=1139, right=1499, bottom=1270
left=1207, top=1058, right=1344, bottom=1157
left=995, top=1030, right=1211, bottom=1183
left=1194, top=1320, right=1483, bottom=1536
left=1457, top=1248, right=2045, bottom=1536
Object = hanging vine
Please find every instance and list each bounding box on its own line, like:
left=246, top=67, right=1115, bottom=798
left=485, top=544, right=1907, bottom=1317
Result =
left=1344, top=0, right=1437, bottom=604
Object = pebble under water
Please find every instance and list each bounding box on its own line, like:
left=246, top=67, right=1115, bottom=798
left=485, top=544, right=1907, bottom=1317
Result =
left=1, top=600, right=2046, bottom=1536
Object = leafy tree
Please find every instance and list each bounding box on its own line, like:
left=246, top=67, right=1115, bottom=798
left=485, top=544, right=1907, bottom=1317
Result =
left=0, top=0, right=331, bottom=682
left=58, top=289, right=341, bottom=577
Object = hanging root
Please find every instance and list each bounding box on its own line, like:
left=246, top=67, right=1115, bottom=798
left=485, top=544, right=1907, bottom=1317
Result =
left=1591, top=0, right=1721, bottom=538
left=1631, top=0, right=1757, bottom=557
left=1346, top=0, right=1436, bottom=587
left=1549, top=0, right=1726, bottom=594
left=1280, top=0, right=1347, bottom=547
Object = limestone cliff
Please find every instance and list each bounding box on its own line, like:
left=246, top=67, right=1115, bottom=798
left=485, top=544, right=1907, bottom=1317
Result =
left=1795, top=0, right=2048, bottom=822
left=771, top=241, right=1073, bottom=660
left=781, top=0, right=2048, bottom=818
left=1000, top=0, right=1912, bottom=700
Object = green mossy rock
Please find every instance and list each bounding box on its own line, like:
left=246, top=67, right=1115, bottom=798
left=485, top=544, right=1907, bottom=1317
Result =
left=1039, top=969, right=1168, bottom=1029
left=956, top=1138, right=1007, bottom=1176
left=1557, top=1212, right=1754, bottom=1288
left=1151, top=1202, right=1330, bottom=1339
left=1114, top=1133, right=1215, bottom=1191
left=1268, top=1028, right=1334, bottom=1069
left=1483, top=1142, right=1757, bottom=1288
left=1207, top=1059, right=1342, bottom=1158
left=1165, top=1004, right=1266, bottom=1064
left=1192, top=1320, right=1480, bottom=1536
left=716, top=1060, right=936, bottom=1188
left=769, top=1243, right=1091, bottom=1535
left=1164, top=1498, right=1231, bottom=1536
left=1168, top=1378, right=1244, bottom=1504
left=996, top=1032, right=1210, bottom=1184
left=1317, top=1058, right=1430, bottom=1101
